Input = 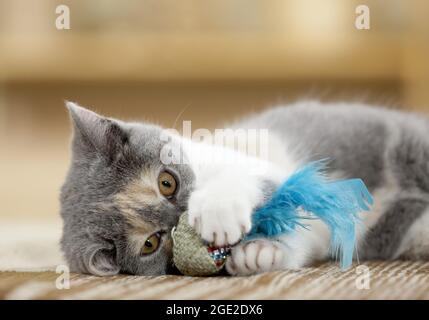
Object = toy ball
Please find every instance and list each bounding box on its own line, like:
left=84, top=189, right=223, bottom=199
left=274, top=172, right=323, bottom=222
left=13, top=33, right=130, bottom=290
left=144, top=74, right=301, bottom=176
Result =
left=172, top=213, right=231, bottom=276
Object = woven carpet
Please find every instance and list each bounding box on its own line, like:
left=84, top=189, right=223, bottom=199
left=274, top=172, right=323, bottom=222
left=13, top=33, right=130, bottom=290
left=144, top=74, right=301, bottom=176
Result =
left=1, top=261, right=429, bottom=299
left=1, top=221, right=429, bottom=299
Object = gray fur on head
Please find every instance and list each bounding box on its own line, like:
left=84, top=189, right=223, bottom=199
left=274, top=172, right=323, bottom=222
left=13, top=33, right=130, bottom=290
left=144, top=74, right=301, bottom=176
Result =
left=60, top=102, right=194, bottom=276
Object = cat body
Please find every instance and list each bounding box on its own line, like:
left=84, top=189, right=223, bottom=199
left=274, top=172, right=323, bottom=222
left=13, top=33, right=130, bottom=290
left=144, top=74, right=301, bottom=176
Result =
left=60, top=101, right=429, bottom=276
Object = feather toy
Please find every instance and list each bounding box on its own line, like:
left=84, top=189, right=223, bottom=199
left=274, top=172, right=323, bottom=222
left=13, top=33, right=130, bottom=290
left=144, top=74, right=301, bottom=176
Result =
left=172, top=161, right=373, bottom=276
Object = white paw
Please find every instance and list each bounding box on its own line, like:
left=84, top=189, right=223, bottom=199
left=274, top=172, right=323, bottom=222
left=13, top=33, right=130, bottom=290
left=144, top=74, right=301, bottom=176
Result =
left=187, top=183, right=253, bottom=247
left=226, top=239, right=285, bottom=276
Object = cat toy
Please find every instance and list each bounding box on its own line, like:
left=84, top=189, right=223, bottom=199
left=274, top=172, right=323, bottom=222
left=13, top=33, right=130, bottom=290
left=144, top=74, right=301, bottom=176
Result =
left=172, top=161, right=373, bottom=276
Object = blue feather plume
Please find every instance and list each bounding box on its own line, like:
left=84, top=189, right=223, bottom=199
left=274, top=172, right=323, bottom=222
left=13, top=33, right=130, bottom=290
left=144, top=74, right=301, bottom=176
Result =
left=247, top=161, right=373, bottom=269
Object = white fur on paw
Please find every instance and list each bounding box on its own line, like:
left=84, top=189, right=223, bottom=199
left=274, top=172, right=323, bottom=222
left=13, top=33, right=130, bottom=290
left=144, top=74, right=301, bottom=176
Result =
left=226, top=239, right=285, bottom=276
left=187, top=184, right=252, bottom=247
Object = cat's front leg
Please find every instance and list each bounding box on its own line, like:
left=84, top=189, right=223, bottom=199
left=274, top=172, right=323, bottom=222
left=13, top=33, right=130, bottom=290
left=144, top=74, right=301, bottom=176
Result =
left=183, top=137, right=290, bottom=247
left=225, top=239, right=286, bottom=275
left=187, top=167, right=265, bottom=246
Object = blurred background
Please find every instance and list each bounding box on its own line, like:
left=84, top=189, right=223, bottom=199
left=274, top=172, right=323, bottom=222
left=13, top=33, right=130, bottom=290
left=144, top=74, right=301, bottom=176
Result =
left=0, top=0, right=428, bottom=223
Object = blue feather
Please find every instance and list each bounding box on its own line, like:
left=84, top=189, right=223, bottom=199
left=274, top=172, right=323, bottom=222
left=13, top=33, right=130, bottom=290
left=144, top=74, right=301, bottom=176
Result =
left=247, top=161, right=373, bottom=269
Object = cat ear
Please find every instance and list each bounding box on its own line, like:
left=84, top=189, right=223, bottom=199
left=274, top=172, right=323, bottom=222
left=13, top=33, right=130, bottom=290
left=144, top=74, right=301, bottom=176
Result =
left=66, top=101, right=128, bottom=159
left=86, top=244, right=120, bottom=276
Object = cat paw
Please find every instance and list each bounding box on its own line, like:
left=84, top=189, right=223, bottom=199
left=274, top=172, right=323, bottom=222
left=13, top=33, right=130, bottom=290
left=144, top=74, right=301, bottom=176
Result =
left=187, top=184, right=253, bottom=247
left=225, top=239, right=285, bottom=276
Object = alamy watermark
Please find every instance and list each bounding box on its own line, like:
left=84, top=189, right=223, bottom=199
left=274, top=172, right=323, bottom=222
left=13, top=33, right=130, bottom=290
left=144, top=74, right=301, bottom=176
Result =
left=159, top=121, right=270, bottom=174
left=54, top=4, right=371, bottom=32
left=55, top=265, right=70, bottom=290
left=55, top=5, right=70, bottom=30
left=355, top=265, right=371, bottom=290
left=355, top=5, right=370, bottom=30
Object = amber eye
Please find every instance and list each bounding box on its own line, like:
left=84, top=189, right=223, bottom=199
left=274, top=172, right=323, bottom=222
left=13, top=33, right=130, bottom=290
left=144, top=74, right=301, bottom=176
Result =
left=141, top=232, right=161, bottom=255
left=158, top=171, right=177, bottom=197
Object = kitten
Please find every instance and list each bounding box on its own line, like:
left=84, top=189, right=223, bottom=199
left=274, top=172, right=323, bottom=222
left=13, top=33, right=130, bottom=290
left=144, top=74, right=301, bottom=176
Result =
left=60, top=101, right=429, bottom=276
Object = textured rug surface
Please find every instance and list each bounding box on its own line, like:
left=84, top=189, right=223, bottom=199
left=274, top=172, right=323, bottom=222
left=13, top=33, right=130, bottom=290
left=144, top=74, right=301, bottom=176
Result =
left=0, top=220, right=64, bottom=271
left=1, top=222, right=428, bottom=299
left=2, top=261, right=429, bottom=299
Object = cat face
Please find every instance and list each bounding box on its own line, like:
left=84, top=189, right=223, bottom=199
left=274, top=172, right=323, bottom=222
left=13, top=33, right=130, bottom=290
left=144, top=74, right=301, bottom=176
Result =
left=60, top=102, right=195, bottom=275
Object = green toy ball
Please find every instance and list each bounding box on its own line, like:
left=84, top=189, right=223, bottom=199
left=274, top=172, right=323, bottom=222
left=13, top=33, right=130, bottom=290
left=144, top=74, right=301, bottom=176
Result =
left=172, top=213, right=230, bottom=276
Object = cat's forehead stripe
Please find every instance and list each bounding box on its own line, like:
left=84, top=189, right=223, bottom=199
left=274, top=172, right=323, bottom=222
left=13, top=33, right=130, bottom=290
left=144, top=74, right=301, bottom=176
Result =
left=115, top=171, right=160, bottom=209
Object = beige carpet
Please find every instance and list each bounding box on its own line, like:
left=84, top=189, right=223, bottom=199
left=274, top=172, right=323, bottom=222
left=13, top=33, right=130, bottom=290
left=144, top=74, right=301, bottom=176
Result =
left=1, top=221, right=429, bottom=299
left=0, top=220, right=64, bottom=272
left=1, top=261, right=429, bottom=299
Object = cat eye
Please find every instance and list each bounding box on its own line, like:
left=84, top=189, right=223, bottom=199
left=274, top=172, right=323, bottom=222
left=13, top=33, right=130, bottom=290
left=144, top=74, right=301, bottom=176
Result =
left=158, top=171, right=177, bottom=197
left=141, top=232, right=161, bottom=255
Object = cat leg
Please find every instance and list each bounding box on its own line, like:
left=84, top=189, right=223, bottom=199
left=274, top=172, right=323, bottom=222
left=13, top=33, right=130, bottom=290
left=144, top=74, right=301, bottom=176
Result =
left=359, top=197, right=429, bottom=260
left=186, top=156, right=288, bottom=247
left=187, top=167, right=265, bottom=247
left=374, top=128, right=429, bottom=259
left=394, top=202, right=429, bottom=260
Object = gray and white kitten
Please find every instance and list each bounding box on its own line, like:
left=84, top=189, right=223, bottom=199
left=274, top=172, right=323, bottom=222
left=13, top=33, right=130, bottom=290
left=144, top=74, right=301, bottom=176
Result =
left=60, top=101, right=429, bottom=276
